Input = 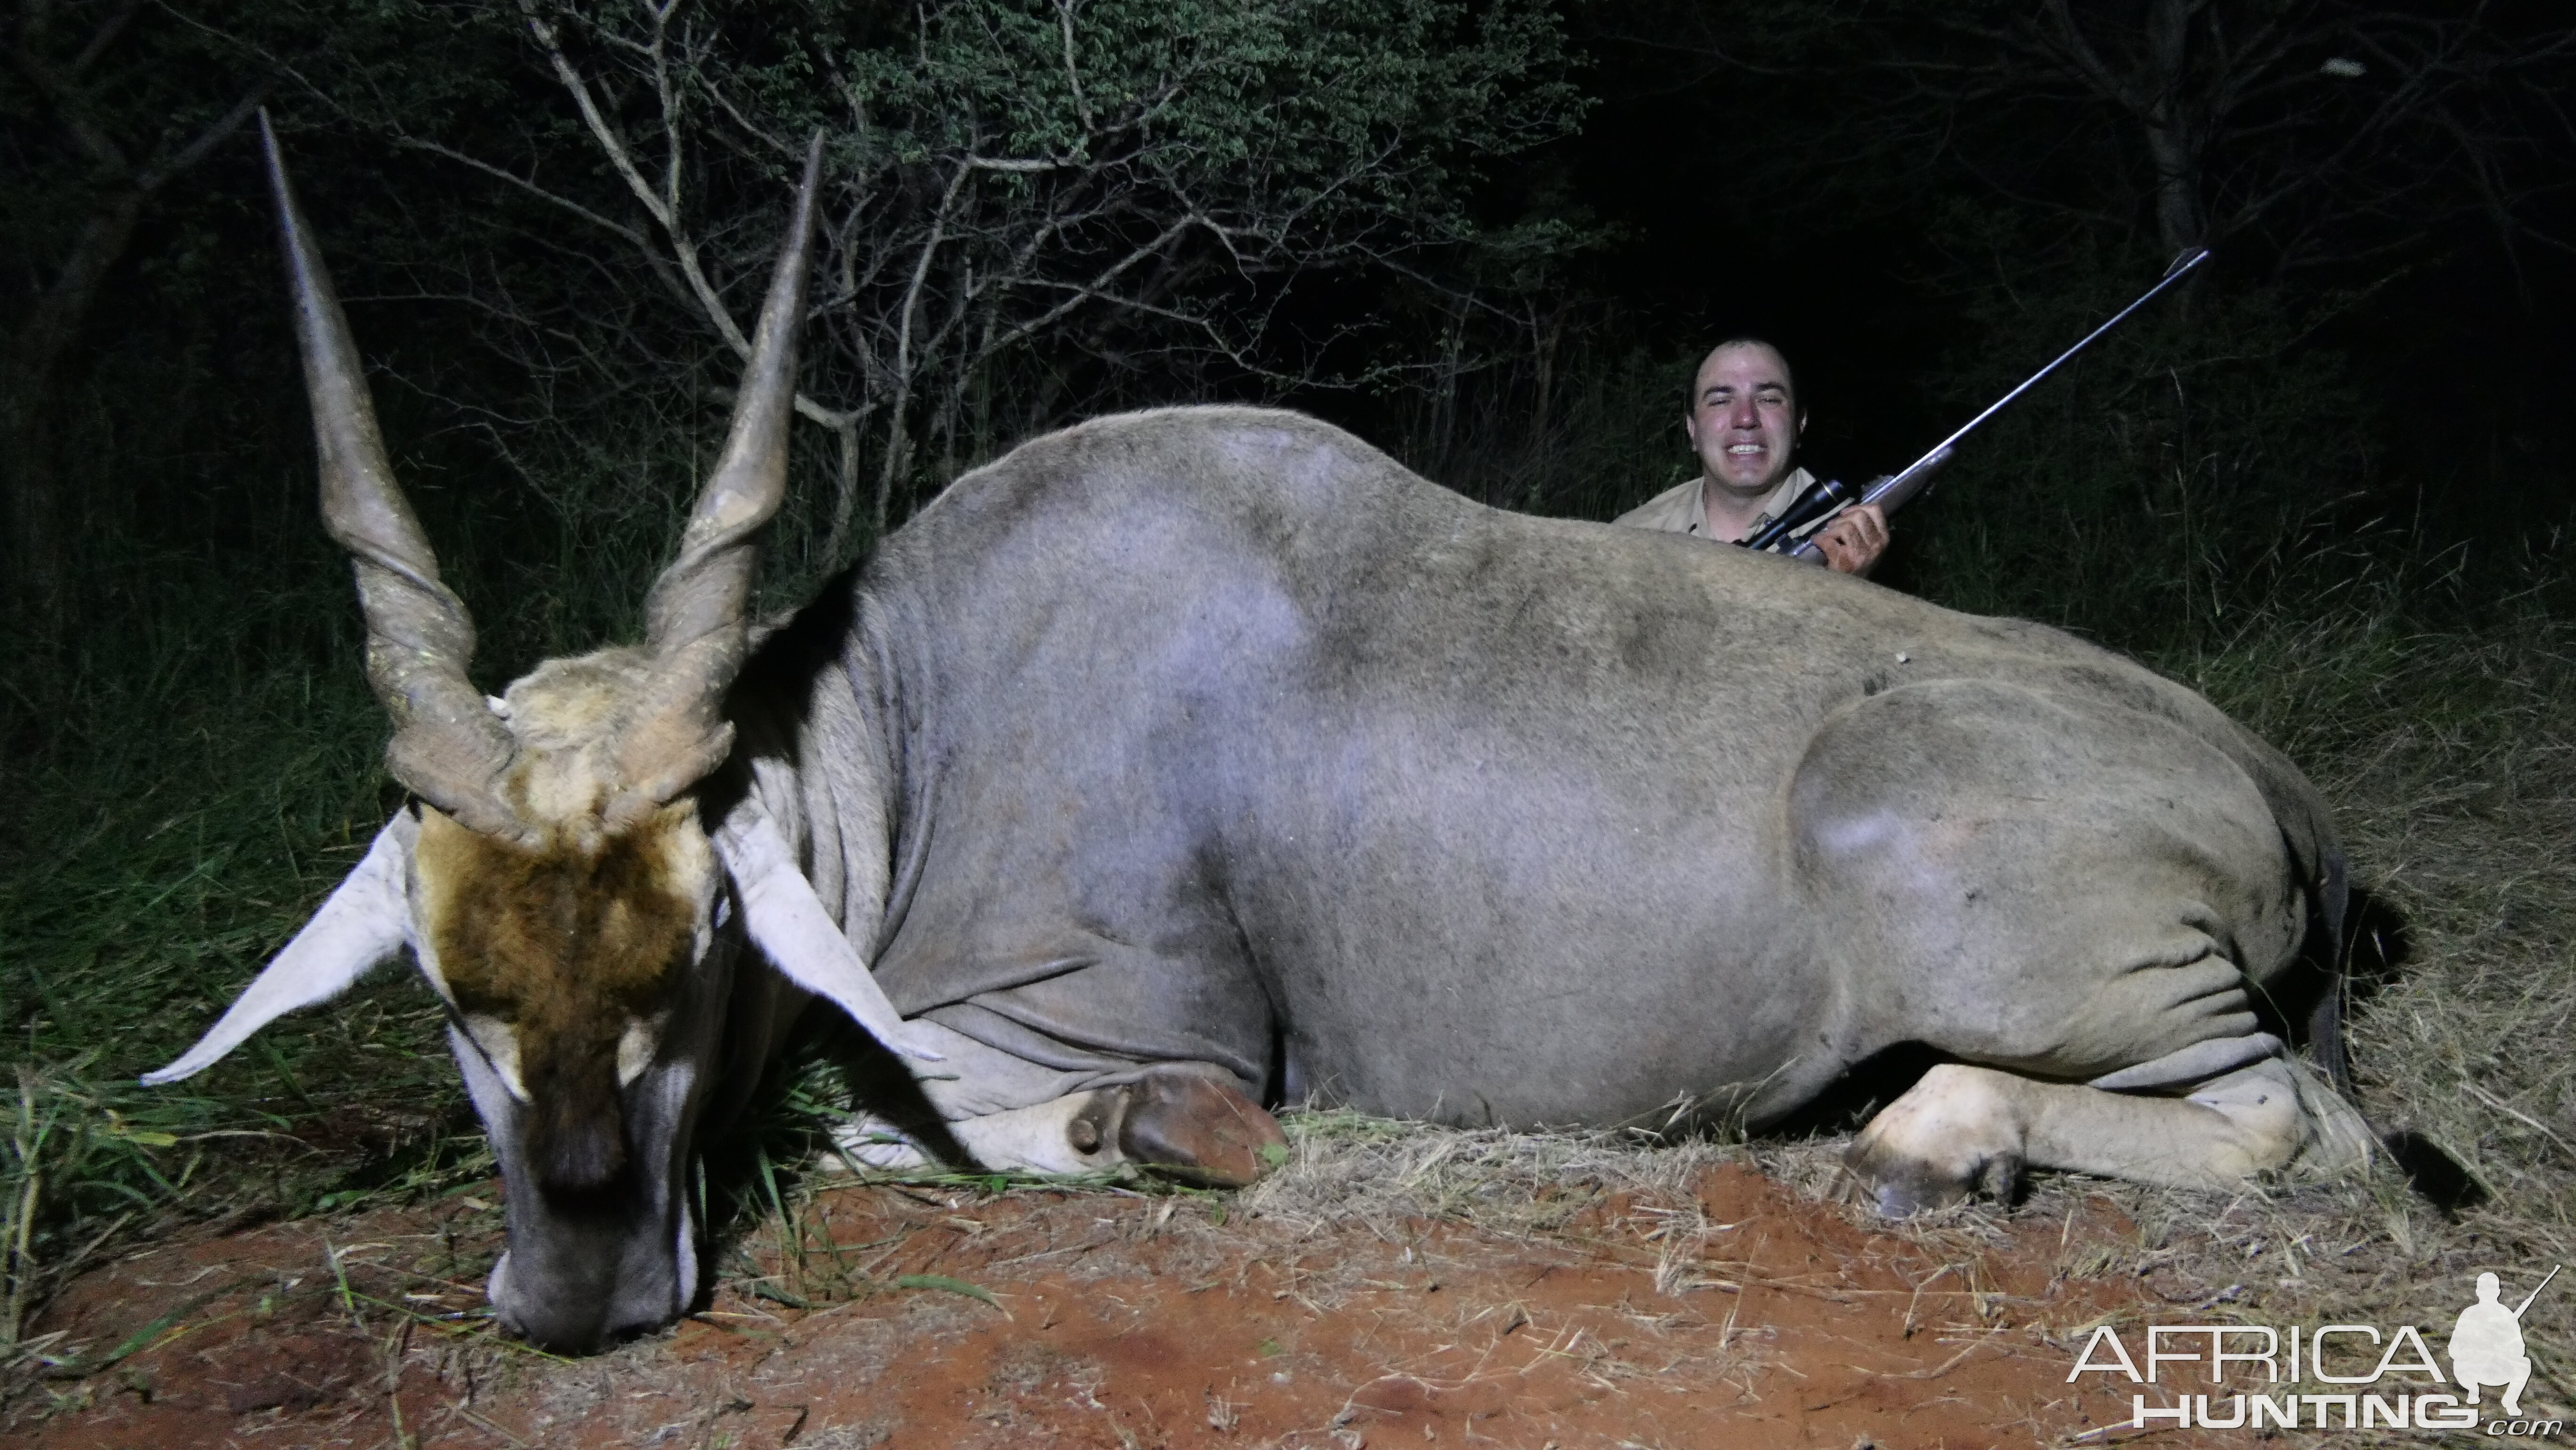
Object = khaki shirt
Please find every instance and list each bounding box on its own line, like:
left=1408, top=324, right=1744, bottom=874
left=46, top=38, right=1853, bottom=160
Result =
left=1614, top=468, right=1821, bottom=542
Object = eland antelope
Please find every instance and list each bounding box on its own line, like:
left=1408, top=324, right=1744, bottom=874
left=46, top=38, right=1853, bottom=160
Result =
left=153, top=123, right=2370, bottom=1354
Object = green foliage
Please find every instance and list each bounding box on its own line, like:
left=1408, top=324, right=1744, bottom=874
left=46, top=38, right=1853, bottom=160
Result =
left=794, top=0, right=1578, bottom=210
left=3, top=1066, right=192, bottom=1350
left=505, top=0, right=1587, bottom=541
left=0, top=535, right=496, bottom=1346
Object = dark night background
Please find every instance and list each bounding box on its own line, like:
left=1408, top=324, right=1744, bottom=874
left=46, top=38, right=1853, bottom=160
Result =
left=7, top=0, right=2571, bottom=667
left=4, top=0, right=2576, bottom=1340
left=1558, top=1, right=2576, bottom=603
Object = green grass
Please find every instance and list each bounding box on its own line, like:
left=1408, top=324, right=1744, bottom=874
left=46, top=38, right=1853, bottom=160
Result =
left=0, top=542, right=481, bottom=1360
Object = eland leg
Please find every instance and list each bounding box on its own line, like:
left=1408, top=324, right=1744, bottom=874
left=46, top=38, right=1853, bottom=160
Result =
left=837, top=1070, right=1284, bottom=1186
left=1846, top=1053, right=2371, bottom=1214
left=1077, top=1066, right=1288, bottom=1186
left=1788, top=680, right=2371, bottom=1212
left=833, top=1020, right=1285, bottom=1185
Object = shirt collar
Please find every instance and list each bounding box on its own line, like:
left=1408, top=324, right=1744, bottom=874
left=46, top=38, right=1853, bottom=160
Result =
left=1690, top=467, right=1818, bottom=539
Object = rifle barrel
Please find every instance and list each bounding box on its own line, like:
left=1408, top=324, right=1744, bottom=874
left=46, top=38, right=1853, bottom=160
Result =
left=2513, top=1264, right=2560, bottom=1318
left=1887, top=247, right=2210, bottom=491
left=1774, top=247, right=2210, bottom=566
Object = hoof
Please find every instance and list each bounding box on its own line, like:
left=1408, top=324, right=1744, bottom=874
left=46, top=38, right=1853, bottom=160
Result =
left=1115, top=1070, right=1288, bottom=1188
left=1845, top=1063, right=2027, bottom=1215
left=1846, top=1141, right=2021, bottom=1216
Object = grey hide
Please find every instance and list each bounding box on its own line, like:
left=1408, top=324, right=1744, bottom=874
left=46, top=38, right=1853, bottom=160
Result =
left=732, top=405, right=2345, bottom=1142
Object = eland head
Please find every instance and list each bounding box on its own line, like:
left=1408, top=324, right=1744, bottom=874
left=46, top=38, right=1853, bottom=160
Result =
left=145, top=122, right=931, bottom=1353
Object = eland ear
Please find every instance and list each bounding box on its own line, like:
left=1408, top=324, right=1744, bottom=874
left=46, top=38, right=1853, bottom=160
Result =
left=713, top=812, right=941, bottom=1062
left=143, top=814, right=419, bottom=1086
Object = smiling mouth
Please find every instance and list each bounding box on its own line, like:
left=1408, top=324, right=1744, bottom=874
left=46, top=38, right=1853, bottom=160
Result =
left=1727, top=443, right=1765, bottom=455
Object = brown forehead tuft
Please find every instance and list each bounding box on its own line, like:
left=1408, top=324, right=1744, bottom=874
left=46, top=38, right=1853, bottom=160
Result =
left=416, top=800, right=711, bottom=1027
left=417, top=800, right=714, bottom=1193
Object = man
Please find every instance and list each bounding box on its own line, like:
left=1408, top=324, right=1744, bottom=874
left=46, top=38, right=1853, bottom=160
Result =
left=2447, top=1272, right=2536, bottom=1417
left=1616, top=338, right=1889, bottom=575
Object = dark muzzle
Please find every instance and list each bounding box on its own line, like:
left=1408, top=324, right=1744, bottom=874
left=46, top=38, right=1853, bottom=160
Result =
left=522, top=1037, right=630, bottom=1194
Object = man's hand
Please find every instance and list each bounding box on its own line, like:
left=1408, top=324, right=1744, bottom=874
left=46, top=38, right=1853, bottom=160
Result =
left=1811, top=503, right=1890, bottom=575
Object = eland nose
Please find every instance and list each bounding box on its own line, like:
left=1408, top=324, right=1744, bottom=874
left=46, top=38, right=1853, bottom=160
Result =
left=485, top=1230, right=693, bottom=1355
left=487, top=1250, right=611, bottom=1354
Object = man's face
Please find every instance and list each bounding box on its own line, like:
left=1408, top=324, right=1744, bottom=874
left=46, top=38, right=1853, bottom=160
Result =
left=1683, top=343, right=1805, bottom=499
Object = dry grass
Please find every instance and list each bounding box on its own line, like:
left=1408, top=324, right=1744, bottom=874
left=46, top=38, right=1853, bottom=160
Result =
left=10, top=556, right=2576, bottom=1442
left=2245, top=612, right=2576, bottom=1442
left=1195, top=603, right=2576, bottom=1445
left=1239, top=1108, right=1743, bottom=1241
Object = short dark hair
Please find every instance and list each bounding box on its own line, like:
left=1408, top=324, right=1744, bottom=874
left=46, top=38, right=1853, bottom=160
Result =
left=1687, top=338, right=1797, bottom=410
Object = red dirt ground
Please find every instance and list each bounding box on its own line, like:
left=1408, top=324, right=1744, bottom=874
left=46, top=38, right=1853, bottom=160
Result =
left=11, top=1162, right=2222, bottom=1449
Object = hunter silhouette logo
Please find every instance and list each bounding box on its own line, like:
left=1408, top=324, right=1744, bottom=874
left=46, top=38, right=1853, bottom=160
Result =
left=2449, top=1266, right=2556, bottom=1417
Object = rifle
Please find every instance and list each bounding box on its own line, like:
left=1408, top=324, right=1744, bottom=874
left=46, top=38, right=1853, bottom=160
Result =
left=2512, top=1265, right=2560, bottom=1319
left=1740, top=247, right=2213, bottom=563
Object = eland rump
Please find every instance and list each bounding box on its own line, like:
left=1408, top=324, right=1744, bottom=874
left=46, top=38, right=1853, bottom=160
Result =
left=156, top=128, right=2372, bottom=1353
